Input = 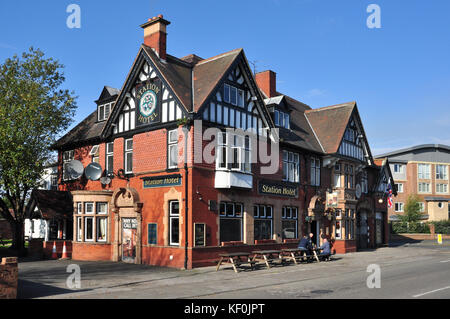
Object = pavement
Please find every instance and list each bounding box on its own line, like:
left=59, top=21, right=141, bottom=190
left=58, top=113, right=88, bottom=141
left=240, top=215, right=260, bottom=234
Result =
left=17, top=240, right=450, bottom=299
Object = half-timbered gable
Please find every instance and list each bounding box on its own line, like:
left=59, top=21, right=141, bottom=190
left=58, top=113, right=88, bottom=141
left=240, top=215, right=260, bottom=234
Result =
left=102, top=46, right=188, bottom=138
left=195, top=50, right=274, bottom=138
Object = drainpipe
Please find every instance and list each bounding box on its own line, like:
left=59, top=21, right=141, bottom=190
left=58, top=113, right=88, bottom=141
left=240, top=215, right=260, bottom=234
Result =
left=182, top=120, right=192, bottom=270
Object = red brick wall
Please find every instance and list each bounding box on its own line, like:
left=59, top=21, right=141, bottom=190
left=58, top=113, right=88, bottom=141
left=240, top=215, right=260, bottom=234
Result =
left=71, top=243, right=111, bottom=261
left=333, top=240, right=357, bottom=254
left=0, top=257, right=18, bottom=299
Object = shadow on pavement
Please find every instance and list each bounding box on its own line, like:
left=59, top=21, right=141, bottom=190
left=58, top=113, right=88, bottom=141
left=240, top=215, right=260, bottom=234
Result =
left=17, top=279, right=92, bottom=299
left=389, top=234, right=423, bottom=247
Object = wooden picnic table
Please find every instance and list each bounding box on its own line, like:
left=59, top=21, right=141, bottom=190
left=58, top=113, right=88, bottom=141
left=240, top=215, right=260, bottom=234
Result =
left=281, top=248, right=310, bottom=264
left=251, top=250, right=284, bottom=269
left=216, top=252, right=255, bottom=273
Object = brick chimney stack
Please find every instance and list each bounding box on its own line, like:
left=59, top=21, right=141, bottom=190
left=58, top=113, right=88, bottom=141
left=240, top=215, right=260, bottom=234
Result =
left=140, top=14, right=171, bottom=60
left=255, top=70, right=277, bottom=98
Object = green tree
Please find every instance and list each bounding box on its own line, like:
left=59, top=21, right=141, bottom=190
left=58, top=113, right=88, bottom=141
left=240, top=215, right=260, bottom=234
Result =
left=400, top=194, right=423, bottom=223
left=0, top=48, right=77, bottom=253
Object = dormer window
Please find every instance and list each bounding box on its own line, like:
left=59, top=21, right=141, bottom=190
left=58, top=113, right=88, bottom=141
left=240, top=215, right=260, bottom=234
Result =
left=274, top=110, right=290, bottom=129
left=98, top=102, right=114, bottom=122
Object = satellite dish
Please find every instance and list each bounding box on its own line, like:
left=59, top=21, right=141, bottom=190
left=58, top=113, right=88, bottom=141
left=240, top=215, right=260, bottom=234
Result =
left=100, top=176, right=112, bottom=185
left=85, top=163, right=103, bottom=181
left=65, top=160, right=84, bottom=180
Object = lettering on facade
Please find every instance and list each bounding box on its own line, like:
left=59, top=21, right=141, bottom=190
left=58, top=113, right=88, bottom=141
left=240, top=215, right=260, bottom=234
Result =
left=142, top=174, right=182, bottom=189
left=258, top=180, right=298, bottom=198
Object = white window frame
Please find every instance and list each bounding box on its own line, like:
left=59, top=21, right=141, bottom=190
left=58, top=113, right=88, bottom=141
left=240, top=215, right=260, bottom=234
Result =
left=418, top=182, right=431, bottom=194
left=84, top=217, right=94, bottom=242
left=283, top=151, right=299, bottom=183
left=77, top=217, right=83, bottom=242
left=106, top=142, right=114, bottom=174
left=311, top=157, right=321, bottom=186
left=418, top=202, right=426, bottom=213
left=85, top=202, right=94, bottom=214
left=62, top=150, right=75, bottom=181
left=396, top=183, right=404, bottom=193
left=436, top=183, right=448, bottom=194
left=96, top=217, right=108, bottom=242
left=436, top=165, right=448, bottom=180
left=393, top=164, right=404, bottom=174
left=169, top=201, right=180, bottom=246
left=395, top=202, right=404, bottom=213
left=418, top=164, right=431, bottom=180
left=168, top=129, right=179, bottom=169
left=124, top=138, right=133, bottom=174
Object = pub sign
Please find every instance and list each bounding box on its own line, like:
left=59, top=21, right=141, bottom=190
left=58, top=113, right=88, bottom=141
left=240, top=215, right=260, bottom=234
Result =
left=135, top=79, right=162, bottom=127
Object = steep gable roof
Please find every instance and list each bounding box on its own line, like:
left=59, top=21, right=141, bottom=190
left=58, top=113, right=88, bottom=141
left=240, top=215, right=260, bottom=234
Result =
left=305, top=102, right=356, bottom=154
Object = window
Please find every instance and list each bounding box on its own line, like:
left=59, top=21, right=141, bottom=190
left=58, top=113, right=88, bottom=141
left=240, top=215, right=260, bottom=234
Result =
left=148, top=224, right=157, bottom=245
left=96, top=203, right=108, bottom=214
left=335, top=221, right=342, bottom=239
left=76, top=201, right=109, bottom=243
left=98, top=102, right=113, bottom=121
left=237, top=89, right=245, bottom=108
left=124, top=138, right=133, bottom=174
left=361, top=171, right=368, bottom=193
left=436, top=183, right=448, bottom=194
left=345, top=209, right=355, bottom=240
left=395, top=183, right=404, bottom=193
left=168, top=130, right=179, bottom=169
left=311, top=157, right=321, bottom=186
left=169, top=201, right=180, bottom=246
left=393, top=164, right=404, bottom=174
left=216, top=132, right=251, bottom=173
left=283, top=151, right=299, bottom=183
left=219, top=202, right=243, bottom=243
left=395, top=202, right=404, bottom=212
left=345, top=164, right=354, bottom=189
left=254, top=205, right=273, bottom=241
left=333, top=167, right=341, bottom=188
left=106, top=142, right=114, bottom=175
left=418, top=164, right=431, bottom=180
left=84, top=217, right=94, bottom=241
left=77, top=217, right=82, bottom=242
left=62, top=150, right=74, bottom=181
left=85, top=202, right=94, bottom=214
left=282, top=207, right=298, bottom=240
left=97, top=217, right=107, bottom=242
left=418, top=202, right=426, bottom=213
left=418, top=182, right=431, bottom=193
left=90, top=145, right=100, bottom=163
left=224, top=84, right=230, bottom=103
left=436, top=165, right=448, bottom=180
left=274, top=110, right=290, bottom=129
left=224, top=84, right=243, bottom=107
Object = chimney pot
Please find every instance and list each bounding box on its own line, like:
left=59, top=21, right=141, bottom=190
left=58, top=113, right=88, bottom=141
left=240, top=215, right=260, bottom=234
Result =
left=141, top=15, right=171, bottom=60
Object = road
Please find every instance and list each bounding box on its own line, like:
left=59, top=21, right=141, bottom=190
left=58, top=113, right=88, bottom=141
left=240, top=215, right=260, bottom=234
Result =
left=17, top=241, right=450, bottom=299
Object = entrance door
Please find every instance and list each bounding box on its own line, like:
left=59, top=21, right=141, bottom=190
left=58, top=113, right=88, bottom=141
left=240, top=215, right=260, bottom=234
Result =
left=357, top=212, right=368, bottom=249
left=310, top=221, right=320, bottom=247
left=122, top=218, right=137, bottom=263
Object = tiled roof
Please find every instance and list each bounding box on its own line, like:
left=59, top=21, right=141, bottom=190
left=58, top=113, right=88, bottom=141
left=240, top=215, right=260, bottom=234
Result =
left=29, top=190, right=73, bottom=219
left=53, top=110, right=105, bottom=149
left=305, top=102, right=356, bottom=154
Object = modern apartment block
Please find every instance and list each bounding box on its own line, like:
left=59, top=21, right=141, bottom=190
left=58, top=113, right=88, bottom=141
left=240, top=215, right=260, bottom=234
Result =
left=375, top=144, right=450, bottom=222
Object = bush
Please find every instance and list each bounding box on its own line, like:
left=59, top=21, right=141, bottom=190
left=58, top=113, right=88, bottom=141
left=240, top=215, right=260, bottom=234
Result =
left=432, top=221, right=450, bottom=235
left=391, top=222, right=430, bottom=234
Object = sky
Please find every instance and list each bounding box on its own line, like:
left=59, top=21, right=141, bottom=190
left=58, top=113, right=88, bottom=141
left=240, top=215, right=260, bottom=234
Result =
left=1, top=0, right=449, bottom=156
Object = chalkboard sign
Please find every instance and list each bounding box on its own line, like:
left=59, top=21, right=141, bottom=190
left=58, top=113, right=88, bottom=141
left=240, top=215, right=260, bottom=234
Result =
left=194, top=223, right=206, bottom=247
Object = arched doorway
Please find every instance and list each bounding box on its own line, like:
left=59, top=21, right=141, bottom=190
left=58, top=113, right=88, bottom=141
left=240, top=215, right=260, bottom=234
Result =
left=110, top=188, right=143, bottom=264
left=356, top=200, right=373, bottom=250
left=307, top=195, right=326, bottom=246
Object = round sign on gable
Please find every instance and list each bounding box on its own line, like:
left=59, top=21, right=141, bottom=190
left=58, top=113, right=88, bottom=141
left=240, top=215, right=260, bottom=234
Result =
left=139, top=90, right=157, bottom=118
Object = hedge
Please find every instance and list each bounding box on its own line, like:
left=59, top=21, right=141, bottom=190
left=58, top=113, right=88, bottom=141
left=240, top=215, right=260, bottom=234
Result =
left=391, top=222, right=430, bottom=234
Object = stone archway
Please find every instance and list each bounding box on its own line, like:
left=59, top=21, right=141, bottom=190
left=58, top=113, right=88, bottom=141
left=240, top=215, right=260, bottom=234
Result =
left=307, top=195, right=326, bottom=246
left=110, top=188, right=143, bottom=264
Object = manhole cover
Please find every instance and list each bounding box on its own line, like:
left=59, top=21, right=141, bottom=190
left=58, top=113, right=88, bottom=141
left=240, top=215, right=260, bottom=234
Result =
left=310, top=290, right=333, bottom=294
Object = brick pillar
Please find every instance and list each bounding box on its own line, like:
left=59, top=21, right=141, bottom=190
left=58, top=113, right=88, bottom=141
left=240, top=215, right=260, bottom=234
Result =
left=0, top=257, right=18, bottom=299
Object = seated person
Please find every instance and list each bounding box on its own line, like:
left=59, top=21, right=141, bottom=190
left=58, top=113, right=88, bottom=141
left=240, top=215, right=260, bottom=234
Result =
left=297, top=235, right=310, bottom=251
left=318, top=238, right=331, bottom=261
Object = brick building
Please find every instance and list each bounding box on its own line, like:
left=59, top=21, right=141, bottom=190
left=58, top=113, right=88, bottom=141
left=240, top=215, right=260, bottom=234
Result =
left=376, top=144, right=450, bottom=222
left=52, top=15, right=393, bottom=269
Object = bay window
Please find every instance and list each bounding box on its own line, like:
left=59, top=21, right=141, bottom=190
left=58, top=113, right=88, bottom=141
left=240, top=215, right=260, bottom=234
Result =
left=75, top=201, right=109, bottom=243
left=216, top=132, right=251, bottom=173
